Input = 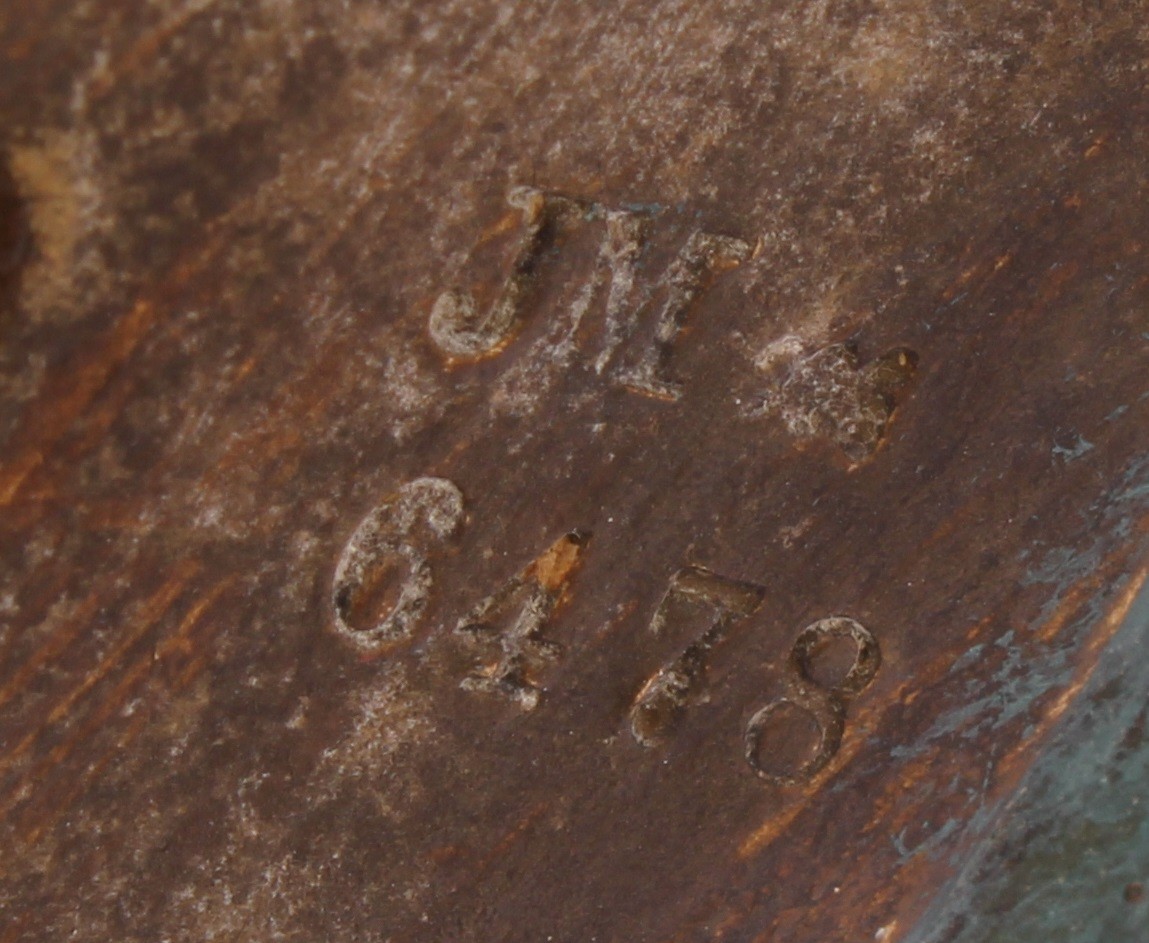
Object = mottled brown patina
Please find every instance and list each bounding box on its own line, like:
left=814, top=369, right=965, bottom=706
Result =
left=1, top=2, right=1148, bottom=941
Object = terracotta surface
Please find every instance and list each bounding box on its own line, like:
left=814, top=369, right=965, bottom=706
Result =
left=2, top=2, right=1148, bottom=940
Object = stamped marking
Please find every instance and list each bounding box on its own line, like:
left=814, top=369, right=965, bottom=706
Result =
left=745, top=616, right=880, bottom=784
left=630, top=566, right=765, bottom=745
left=743, top=698, right=839, bottom=785
left=790, top=615, right=881, bottom=695
left=429, top=188, right=754, bottom=400
left=330, top=478, right=591, bottom=709
left=591, top=209, right=652, bottom=374
left=331, top=477, right=464, bottom=651
left=752, top=339, right=918, bottom=462
left=330, top=482, right=884, bottom=788
left=455, top=530, right=590, bottom=711
left=430, top=188, right=591, bottom=358
left=616, top=231, right=755, bottom=400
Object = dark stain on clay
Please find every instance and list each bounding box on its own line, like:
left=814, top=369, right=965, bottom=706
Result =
left=0, top=154, right=30, bottom=316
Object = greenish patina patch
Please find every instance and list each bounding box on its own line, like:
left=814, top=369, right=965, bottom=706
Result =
left=906, top=537, right=1149, bottom=942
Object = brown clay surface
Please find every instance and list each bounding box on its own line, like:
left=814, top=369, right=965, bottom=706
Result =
left=2, top=2, right=1149, bottom=941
